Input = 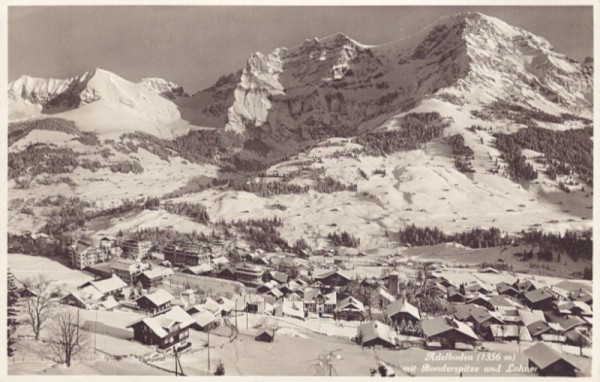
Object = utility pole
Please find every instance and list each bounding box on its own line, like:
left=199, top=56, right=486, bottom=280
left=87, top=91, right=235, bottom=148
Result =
left=235, top=298, right=238, bottom=330
left=246, top=295, right=249, bottom=330
left=94, top=309, right=98, bottom=352
left=207, top=328, right=211, bottom=374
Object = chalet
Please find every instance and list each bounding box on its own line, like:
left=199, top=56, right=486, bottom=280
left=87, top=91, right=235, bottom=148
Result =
left=421, top=316, right=479, bottom=349
left=523, top=288, right=556, bottom=311
left=70, top=241, right=107, bottom=270
left=524, top=342, right=578, bottom=377
left=469, top=309, right=504, bottom=337
left=387, top=299, right=420, bottom=325
left=126, top=306, right=194, bottom=353
left=513, top=279, right=538, bottom=294
left=553, top=300, right=593, bottom=317
left=496, top=282, right=520, bottom=298
left=217, top=297, right=234, bottom=316
left=61, top=285, right=104, bottom=309
left=163, top=241, right=211, bottom=267
left=357, top=321, right=397, bottom=348
left=121, top=239, right=152, bottom=261
left=79, top=275, right=127, bottom=300
left=466, top=293, right=495, bottom=311
left=488, top=324, right=532, bottom=342
left=137, top=268, right=174, bottom=289
left=464, top=282, right=491, bottom=296
left=569, top=289, right=593, bottom=306
left=313, top=269, right=352, bottom=289
left=136, top=289, right=173, bottom=314
left=110, top=259, right=150, bottom=285
left=255, top=330, right=275, bottom=343
left=527, top=320, right=553, bottom=339
left=304, top=288, right=336, bottom=317
left=336, top=296, right=365, bottom=321
left=257, top=280, right=280, bottom=294
left=446, top=286, right=465, bottom=303
left=370, top=286, right=396, bottom=311
left=489, top=295, right=518, bottom=310
left=190, top=310, right=220, bottom=332
left=266, top=270, right=289, bottom=284
left=564, top=327, right=591, bottom=347
left=216, top=267, right=236, bottom=280
left=544, top=311, right=588, bottom=333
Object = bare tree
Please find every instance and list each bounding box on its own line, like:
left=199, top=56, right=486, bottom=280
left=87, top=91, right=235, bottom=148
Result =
left=23, top=274, right=54, bottom=340
left=48, top=310, right=89, bottom=367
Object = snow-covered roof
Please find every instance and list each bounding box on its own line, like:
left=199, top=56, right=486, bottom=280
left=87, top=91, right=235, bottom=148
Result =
left=141, top=289, right=173, bottom=307
left=387, top=300, right=420, bottom=321
left=192, top=310, right=219, bottom=327
left=141, top=268, right=174, bottom=279
left=357, top=320, right=396, bottom=345
left=84, top=275, right=127, bottom=295
left=128, top=306, right=195, bottom=338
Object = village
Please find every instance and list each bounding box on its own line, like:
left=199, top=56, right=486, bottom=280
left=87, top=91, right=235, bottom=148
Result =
left=7, top=232, right=593, bottom=376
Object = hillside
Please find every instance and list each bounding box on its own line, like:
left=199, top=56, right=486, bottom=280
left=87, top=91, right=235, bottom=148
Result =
left=7, top=11, right=593, bottom=257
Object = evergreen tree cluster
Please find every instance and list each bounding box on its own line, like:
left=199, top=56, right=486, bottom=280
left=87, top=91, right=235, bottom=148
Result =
left=314, top=177, right=357, bottom=193
left=398, top=224, right=509, bottom=248
left=495, top=126, right=593, bottom=185
left=355, top=112, right=448, bottom=156
left=447, top=134, right=474, bottom=156
left=520, top=229, right=592, bottom=262
left=230, top=179, right=309, bottom=197
left=230, top=217, right=288, bottom=251
left=327, top=231, right=361, bottom=248
left=163, top=201, right=210, bottom=224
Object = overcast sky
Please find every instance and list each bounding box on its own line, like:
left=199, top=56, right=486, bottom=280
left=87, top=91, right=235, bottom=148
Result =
left=9, top=6, right=593, bottom=93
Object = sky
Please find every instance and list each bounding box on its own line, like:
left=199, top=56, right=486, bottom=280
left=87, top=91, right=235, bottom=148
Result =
left=8, top=6, right=593, bottom=93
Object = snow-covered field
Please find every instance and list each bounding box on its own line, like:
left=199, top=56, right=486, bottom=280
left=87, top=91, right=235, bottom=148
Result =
left=8, top=253, right=93, bottom=288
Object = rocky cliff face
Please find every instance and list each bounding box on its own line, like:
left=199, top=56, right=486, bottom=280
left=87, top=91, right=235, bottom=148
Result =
left=177, top=12, right=591, bottom=168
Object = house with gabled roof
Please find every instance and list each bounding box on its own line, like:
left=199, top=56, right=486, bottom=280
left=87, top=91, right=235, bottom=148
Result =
left=421, top=316, right=479, bottom=349
left=370, top=286, right=396, bottom=311
left=496, top=282, right=520, bottom=298
left=313, top=269, right=352, bottom=289
left=523, top=288, right=556, bottom=310
left=387, top=299, right=420, bottom=325
left=190, top=309, right=220, bottom=332
left=357, top=320, right=397, bottom=348
left=136, top=289, right=173, bottom=314
left=446, top=286, right=465, bottom=303
left=336, top=296, right=365, bottom=321
left=138, top=268, right=174, bottom=289
left=61, top=285, right=105, bottom=310
left=303, top=288, right=336, bottom=317
left=79, top=275, right=127, bottom=299
left=126, top=306, right=194, bottom=353
left=524, top=342, right=578, bottom=376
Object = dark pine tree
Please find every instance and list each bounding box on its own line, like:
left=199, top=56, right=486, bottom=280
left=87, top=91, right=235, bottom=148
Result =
left=7, top=270, right=20, bottom=357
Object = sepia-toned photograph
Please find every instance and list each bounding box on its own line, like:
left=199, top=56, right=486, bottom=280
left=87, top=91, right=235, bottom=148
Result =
left=3, top=2, right=596, bottom=378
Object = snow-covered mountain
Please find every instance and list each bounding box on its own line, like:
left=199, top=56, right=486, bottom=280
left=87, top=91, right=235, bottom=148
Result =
left=7, top=11, right=594, bottom=247
left=181, top=12, right=591, bottom=141
left=8, top=68, right=182, bottom=137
